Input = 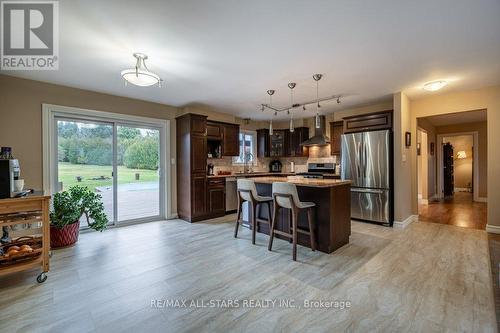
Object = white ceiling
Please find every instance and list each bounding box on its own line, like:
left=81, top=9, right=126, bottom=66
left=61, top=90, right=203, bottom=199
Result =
left=424, top=109, right=487, bottom=126
left=3, top=0, right=500, bottom=120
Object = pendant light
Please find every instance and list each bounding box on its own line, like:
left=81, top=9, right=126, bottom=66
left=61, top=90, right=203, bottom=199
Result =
left=121, top=53, right=163, bottom=87
left=288, top=82, right=296, bottom=133
left=313, top=74, right=322, bottom=129
left=267, top=90, right=275, bottom=135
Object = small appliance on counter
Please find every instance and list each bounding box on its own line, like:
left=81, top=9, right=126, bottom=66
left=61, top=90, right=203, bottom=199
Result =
left=269, top=160, right=282, bottom=173
left=0, top=157, right=21, bottom=199
left=207, top=163, right=214, bottom=176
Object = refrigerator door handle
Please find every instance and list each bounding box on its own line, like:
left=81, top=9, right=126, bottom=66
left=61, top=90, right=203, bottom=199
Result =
left=351, top=188, right=385, bottom=194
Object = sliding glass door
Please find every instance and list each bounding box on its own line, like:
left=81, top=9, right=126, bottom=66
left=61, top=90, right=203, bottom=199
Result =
left=55, top=117, right=164, bottom=228
left=116, top=125, right=160, bottom=222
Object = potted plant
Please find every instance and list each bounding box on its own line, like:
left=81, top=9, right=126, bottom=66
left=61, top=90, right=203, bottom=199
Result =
left=50, top=185, right=108, bottom=248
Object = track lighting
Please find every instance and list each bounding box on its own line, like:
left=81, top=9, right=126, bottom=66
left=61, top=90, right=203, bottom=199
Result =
left=337, top=97, right=341, bottom=104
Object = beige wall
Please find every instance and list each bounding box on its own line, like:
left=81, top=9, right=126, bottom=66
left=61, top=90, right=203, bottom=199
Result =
left=394, top=92, right=414, bottom=222
left=0, top=75, right=179, bottom=214
left=437, top=123, right=487, bottom=196
left=417, top=118, right=437, bottom=199
left=410, top=85, right=500, bottom=227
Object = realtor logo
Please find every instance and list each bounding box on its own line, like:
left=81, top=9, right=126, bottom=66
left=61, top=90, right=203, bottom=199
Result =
left=1, top=0, right=58, bottom=70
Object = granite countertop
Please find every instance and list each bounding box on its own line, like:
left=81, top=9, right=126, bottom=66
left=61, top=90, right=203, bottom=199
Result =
left=207, top=172, right=295, bottom=178
left=248, top=176, right=351, bottom=188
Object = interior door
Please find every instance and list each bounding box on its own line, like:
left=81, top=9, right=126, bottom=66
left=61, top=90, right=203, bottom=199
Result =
left=363, top=130, right=390, bottom=189
left=341, top=133, right=363, bottom=187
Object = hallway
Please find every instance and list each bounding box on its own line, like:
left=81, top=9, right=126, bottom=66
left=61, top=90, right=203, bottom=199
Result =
left=418, top=192, right=487, bottom=230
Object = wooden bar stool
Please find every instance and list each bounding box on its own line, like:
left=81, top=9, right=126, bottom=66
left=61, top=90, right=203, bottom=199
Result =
left=268, top=182, right=316, bottom=261
left=234, top=179, right=273, bottom=244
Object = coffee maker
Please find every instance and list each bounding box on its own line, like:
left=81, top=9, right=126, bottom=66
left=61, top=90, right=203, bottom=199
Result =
left=0, top=159, right=20, bottom=199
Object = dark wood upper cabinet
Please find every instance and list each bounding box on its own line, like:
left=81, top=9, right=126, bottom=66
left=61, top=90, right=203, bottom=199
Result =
left=343, top=110, right=393, bottom=133
left=330, top=121, right=343, bottom=156
left=289, top=127, right=309, bottom=157
left=257, top=129, right=270, bottom=158
left=270, top=130, right=289, bottom=157
left=206, top=121, right=222, bottom=140
left=222, top=123, right=240, bottom=156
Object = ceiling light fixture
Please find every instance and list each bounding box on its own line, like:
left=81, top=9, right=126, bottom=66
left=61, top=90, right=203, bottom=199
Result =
left=288, top=82, right=296, bottom=133
left=457, top=151, right=467, bottom=159
left=267, top=90, right=275, bottom=135
left=121, top=53, right=163, bottom=87
left=313, top=74, right=322, bottom=129
left=423, top=80, right=447, bottom=92
left=261, top=74, right=341, bottom=115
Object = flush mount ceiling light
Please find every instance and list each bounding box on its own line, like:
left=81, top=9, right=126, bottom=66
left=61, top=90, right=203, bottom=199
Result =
left=121, top=53, right=163, bottom=87
left=423, top=80, right=447, bottom=92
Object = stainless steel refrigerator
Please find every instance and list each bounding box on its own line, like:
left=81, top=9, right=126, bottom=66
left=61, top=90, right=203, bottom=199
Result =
left=341, top=130, right=393, bottom=225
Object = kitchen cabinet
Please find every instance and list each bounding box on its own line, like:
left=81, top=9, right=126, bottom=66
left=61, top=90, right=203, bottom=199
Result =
left=343, top=110, right=393, bottom=133
left=222, top=123, right=240, bottom=156
left=207, top=177, right=226, bottom=216
left=177, top=113, right=239, bottom=222
left=258, top=128, right=308, bottom=158
left=176, top=113, right=208, bottom=222
left=270, top=130, right=289, bottom=157
left=330, top=121, right=343, bottom=156
left=206, top=121, right=222, bottom=140
left=257, top=129, right=270, bottom=158
left=289, top=127, right=309, bottom=157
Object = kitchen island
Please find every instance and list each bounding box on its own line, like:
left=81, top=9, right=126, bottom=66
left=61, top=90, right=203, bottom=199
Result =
left=247, top=176, right=351, bottom=254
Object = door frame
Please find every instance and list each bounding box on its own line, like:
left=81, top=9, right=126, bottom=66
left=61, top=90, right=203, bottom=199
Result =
left=436, top=131, right=479, bottom=202
left=42, top=104, right=172, bottom=221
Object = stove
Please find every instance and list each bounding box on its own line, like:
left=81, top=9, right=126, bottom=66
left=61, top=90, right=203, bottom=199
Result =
left=297, top=163, right=337, bottom=179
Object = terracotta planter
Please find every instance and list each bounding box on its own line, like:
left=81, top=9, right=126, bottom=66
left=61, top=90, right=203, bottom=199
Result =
left=50, top=221, right=80, bottom=248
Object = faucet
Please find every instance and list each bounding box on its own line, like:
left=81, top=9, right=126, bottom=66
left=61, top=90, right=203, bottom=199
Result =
left=243, top=152, right=254, bottom=174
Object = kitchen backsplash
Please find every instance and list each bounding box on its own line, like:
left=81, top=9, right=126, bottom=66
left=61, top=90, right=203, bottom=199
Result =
left=208, top=152, right=338, bottom=175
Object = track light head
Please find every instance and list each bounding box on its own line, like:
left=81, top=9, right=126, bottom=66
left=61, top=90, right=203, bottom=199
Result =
left=337, top=97, right=341, bottom=104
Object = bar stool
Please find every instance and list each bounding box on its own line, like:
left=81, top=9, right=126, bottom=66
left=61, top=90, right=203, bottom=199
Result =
left=268, top=182, right=316, bottom=261
left=234, top=179, right=273, bottom=244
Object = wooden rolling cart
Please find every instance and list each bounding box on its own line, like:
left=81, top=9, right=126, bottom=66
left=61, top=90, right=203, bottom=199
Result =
left=0, top=194, right=50, bottom=283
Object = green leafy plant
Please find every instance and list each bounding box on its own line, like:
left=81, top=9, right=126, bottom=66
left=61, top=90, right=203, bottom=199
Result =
left=50, top=186, right=108, bottom=232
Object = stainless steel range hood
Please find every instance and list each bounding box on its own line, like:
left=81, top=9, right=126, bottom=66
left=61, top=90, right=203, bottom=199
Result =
left=300, top=115, right=331, bottom=146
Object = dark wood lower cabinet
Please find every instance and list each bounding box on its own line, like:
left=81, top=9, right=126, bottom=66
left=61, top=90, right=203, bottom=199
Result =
left=192, top=174, right=207, bottom=219
left=206, top=177, right=226, bottom=217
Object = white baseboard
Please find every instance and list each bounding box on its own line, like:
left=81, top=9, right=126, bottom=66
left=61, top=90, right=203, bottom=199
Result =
left=394, top=215, right=418, bottom=229
left=419, top=199, right=429, bottom=205
left=454, top=187, right=470, bottom=192
left=168, top=213, right=179, bottom=219
left=476, top=197, right=488, bottom=203
left=486, top=224, right=500, bottom=234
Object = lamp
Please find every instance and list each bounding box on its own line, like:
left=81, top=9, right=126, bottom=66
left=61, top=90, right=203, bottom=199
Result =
left=121, top=53, right=163, bottom=87
left=457, top=151, right=467, bottom=159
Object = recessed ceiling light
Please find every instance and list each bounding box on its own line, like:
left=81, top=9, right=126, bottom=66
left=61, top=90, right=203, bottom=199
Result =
left=423, top=80, right=447, bottom=92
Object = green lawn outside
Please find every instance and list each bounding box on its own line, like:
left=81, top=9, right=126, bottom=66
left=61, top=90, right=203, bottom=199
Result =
left=58, top=162, right=159, bottom=191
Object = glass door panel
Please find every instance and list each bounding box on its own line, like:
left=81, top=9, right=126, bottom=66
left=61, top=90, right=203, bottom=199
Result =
left=116, top=125, right=160, bottom=222
left=56, top=119, right=114, bottom=226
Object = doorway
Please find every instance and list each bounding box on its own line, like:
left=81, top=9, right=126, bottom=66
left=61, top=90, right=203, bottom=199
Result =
left=43, top=105, right=170, bottom=227
left=416, top=109, right=487, bottom=230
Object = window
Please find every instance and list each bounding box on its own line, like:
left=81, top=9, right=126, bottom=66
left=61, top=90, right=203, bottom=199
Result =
left=233, top=131, right=257, bottom=164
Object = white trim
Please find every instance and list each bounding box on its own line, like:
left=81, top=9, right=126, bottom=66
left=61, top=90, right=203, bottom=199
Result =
left=486, top=224, right=500, bottom=234
left=419, top=199, right=429, bottom=205
left=477, top=197, right=488, bottom=203
left=393, top=215, right=418, bottom=229
left=41, top=103, right=172, bottom=220
left=436, top=132, right=480, bottom=202
left=454, top=187, right=470, bottom=192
